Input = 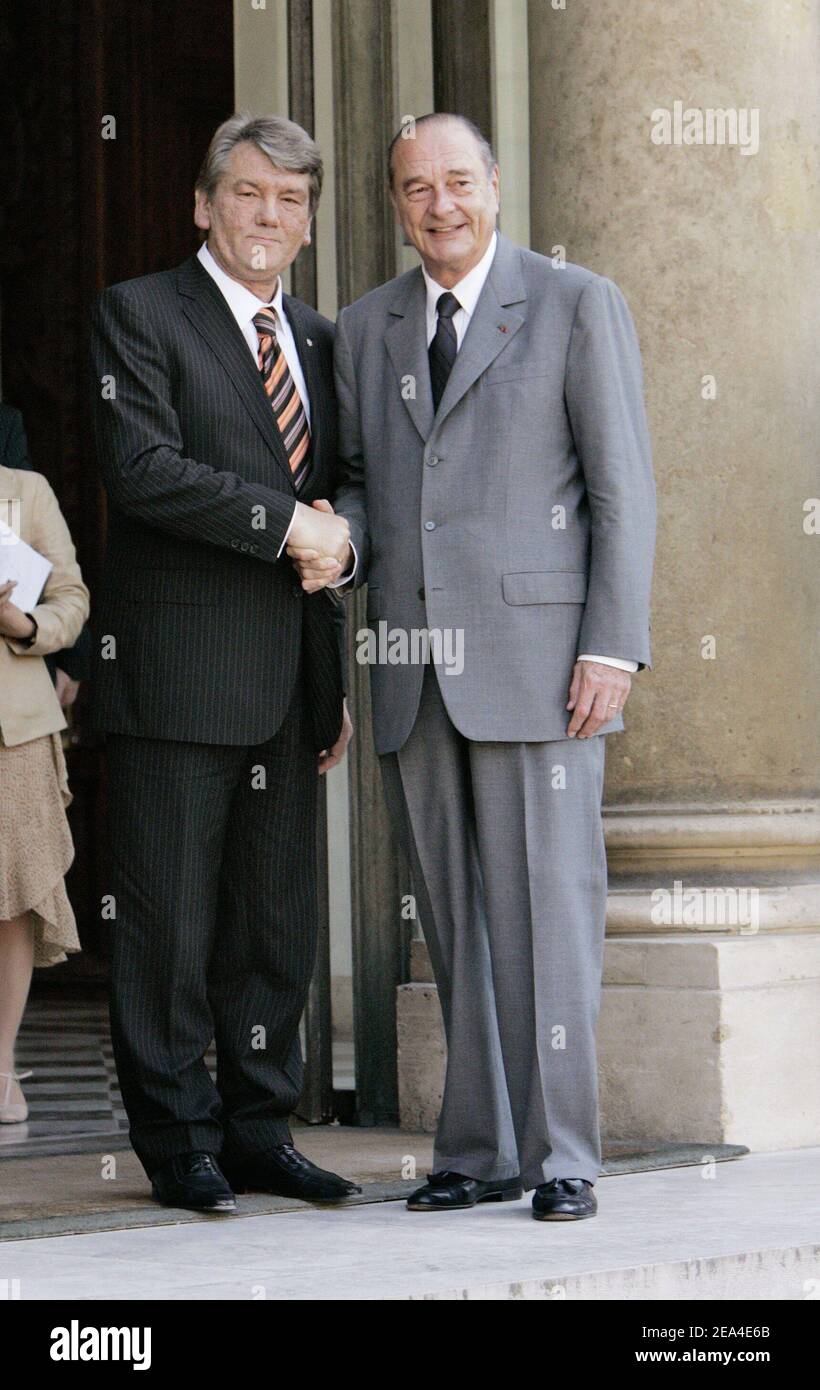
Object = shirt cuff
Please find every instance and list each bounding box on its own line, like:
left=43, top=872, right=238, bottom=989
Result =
left=276, top=502, right=299, bottom=559
left=328, top=539, right=357, bottom=589
left=577, top=653, right=639, bottom=672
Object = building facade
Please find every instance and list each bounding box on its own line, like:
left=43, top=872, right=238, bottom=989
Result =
left=2, top=0, right=817, bottom=1151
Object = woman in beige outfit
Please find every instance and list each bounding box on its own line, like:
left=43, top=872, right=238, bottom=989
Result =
left=0, top=464, right=90, bottom=1122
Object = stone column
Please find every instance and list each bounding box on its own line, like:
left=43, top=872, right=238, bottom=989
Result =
left=332, top=0, right=414, bottom=1125
left=525, top=0, right=820, bottom=1149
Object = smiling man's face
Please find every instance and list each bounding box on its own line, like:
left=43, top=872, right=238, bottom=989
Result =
left=194, top=140, right=313, bottom=296
left=390, top=119, right=499, bottom=287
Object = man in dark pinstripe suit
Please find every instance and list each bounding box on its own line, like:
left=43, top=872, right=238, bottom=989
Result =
left=90, top=114, right=359, bottom=1212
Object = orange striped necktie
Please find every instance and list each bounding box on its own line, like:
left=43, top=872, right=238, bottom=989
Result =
left=252, top=307, right=311, bottom=490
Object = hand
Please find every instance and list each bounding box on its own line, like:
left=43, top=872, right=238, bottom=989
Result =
left=287, top=499, right=351, bottom=594
left=566, top=660, right=631, bottom=738
left=288, top=498, right=350, bottom=562
left=55, top=669, right=81, bottom=709
left=318, top=699, right=353, bottom=774
left=0, top=580, right=36, bottom=642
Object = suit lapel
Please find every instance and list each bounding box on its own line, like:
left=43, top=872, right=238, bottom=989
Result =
left=176, top=257, right=295, bottom=488
left=385, top=271, right=435, bottom=444
left=432, top=233, right=526, bottom=431
left=383, top=236, right=528, bottom=442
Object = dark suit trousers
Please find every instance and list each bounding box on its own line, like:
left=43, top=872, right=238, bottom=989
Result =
left=105, top=670, right=318, bottom=1177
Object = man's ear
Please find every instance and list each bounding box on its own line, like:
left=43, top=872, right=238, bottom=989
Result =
left=194, top=189, right=211, bottom=232
left=302, top=217, right=313, bottom=247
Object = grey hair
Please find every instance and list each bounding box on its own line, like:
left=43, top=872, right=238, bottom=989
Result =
left=196, top=111, right=323, bottom=214
left=387, top=112, right=496, bottom=189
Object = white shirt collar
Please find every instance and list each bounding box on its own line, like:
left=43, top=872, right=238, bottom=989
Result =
left=421, top=230, right=498, bottom=322
left=197, top=240, right=285, bottom=331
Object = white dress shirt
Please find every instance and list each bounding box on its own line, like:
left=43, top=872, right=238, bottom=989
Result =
left=196, top=241, right=355, bottom=583
left=422, top=230, right=499, bottom=351
left=198, top=241, right=310, bottom=421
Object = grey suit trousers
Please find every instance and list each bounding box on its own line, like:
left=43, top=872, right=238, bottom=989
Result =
left=380, top=661, right=608, bottom=1190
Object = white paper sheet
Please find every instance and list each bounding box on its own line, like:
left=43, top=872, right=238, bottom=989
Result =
left=0, top=518, right=53, bottom=612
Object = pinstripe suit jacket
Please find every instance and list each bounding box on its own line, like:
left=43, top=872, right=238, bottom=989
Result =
left=89, top=254, right=345, bottom=750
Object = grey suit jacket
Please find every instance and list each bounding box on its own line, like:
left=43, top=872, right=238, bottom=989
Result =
left=333, top=232, right=656, bottom=754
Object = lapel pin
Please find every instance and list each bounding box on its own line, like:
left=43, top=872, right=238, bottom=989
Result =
left=498, top=324, right=508, bottom=333
left=306, top=337, right=314, bottom=347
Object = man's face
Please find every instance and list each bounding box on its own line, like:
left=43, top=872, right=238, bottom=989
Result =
left=390, top=120, right=499, bottom=285
left=194, top=140, right=312, bottom=291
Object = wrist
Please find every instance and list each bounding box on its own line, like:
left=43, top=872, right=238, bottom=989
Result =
left=289, top=500, right=310, bottom=545
left=17, top=613, right=38, bottom=646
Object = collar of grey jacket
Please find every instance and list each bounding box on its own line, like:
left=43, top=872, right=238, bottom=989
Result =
left=385, top=231, right=527, bottom=442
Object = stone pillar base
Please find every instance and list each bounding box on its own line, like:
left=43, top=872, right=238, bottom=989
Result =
left=397, top=908, right=820, bottom=1150
left=600, top=930, right=820, bottom=1151
left=397, top=976, right=446, bottom=1137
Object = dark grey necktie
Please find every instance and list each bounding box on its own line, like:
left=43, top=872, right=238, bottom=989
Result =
left=428, top=291, right=460, bottom=412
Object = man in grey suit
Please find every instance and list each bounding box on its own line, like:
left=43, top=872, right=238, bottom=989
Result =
left=291, top=113, right=655, bottom=1220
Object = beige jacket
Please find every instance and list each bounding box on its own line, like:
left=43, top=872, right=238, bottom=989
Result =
left=0, top=466, right=90, bottom=747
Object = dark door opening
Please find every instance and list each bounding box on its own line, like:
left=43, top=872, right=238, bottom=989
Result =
left=0, top=0, right=235, bottom=986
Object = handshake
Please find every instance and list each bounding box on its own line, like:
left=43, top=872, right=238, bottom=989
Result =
left=287, top=499, right=352, bottom=594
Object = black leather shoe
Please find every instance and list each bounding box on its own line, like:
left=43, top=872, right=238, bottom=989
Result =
left=532, top=1178, right=597, bottom=1220
left=221, top=1144, right=362, bottom=1202
left=150, top=1152, right=237, bottom=1212
left=407, top=1170, right=523, bottom=1211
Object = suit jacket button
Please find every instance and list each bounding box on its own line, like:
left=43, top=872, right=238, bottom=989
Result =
left=424, top=521, right=436, bottom=531
left=427, top=455, right=439, bottom=466
left=293, top=584, right=302, bottom=598
left=418, top=586, right=425, bottom=601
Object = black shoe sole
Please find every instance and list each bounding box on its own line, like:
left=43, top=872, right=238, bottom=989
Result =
left=151, top=1188, right=237, bottom=1213
left=222, top=1175, right=360, bottom=1202
left=531, top=1207, right=597, bottom=1221
left=407, top=1185, right=524, bottom=1211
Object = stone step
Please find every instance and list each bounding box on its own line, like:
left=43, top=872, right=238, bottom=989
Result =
left=0, top=1148, right=815, bottom=1299
left=406, top=1242, right=816, bottom=1301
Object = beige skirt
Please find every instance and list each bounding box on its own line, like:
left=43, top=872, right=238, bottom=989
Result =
left=0, top=730, right=81, bottom=967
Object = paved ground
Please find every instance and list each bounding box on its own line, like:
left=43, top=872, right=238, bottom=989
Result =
left=0, top=1122, right=746, bottom=1239
left=1, top=1147, right=817, bottom=1300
